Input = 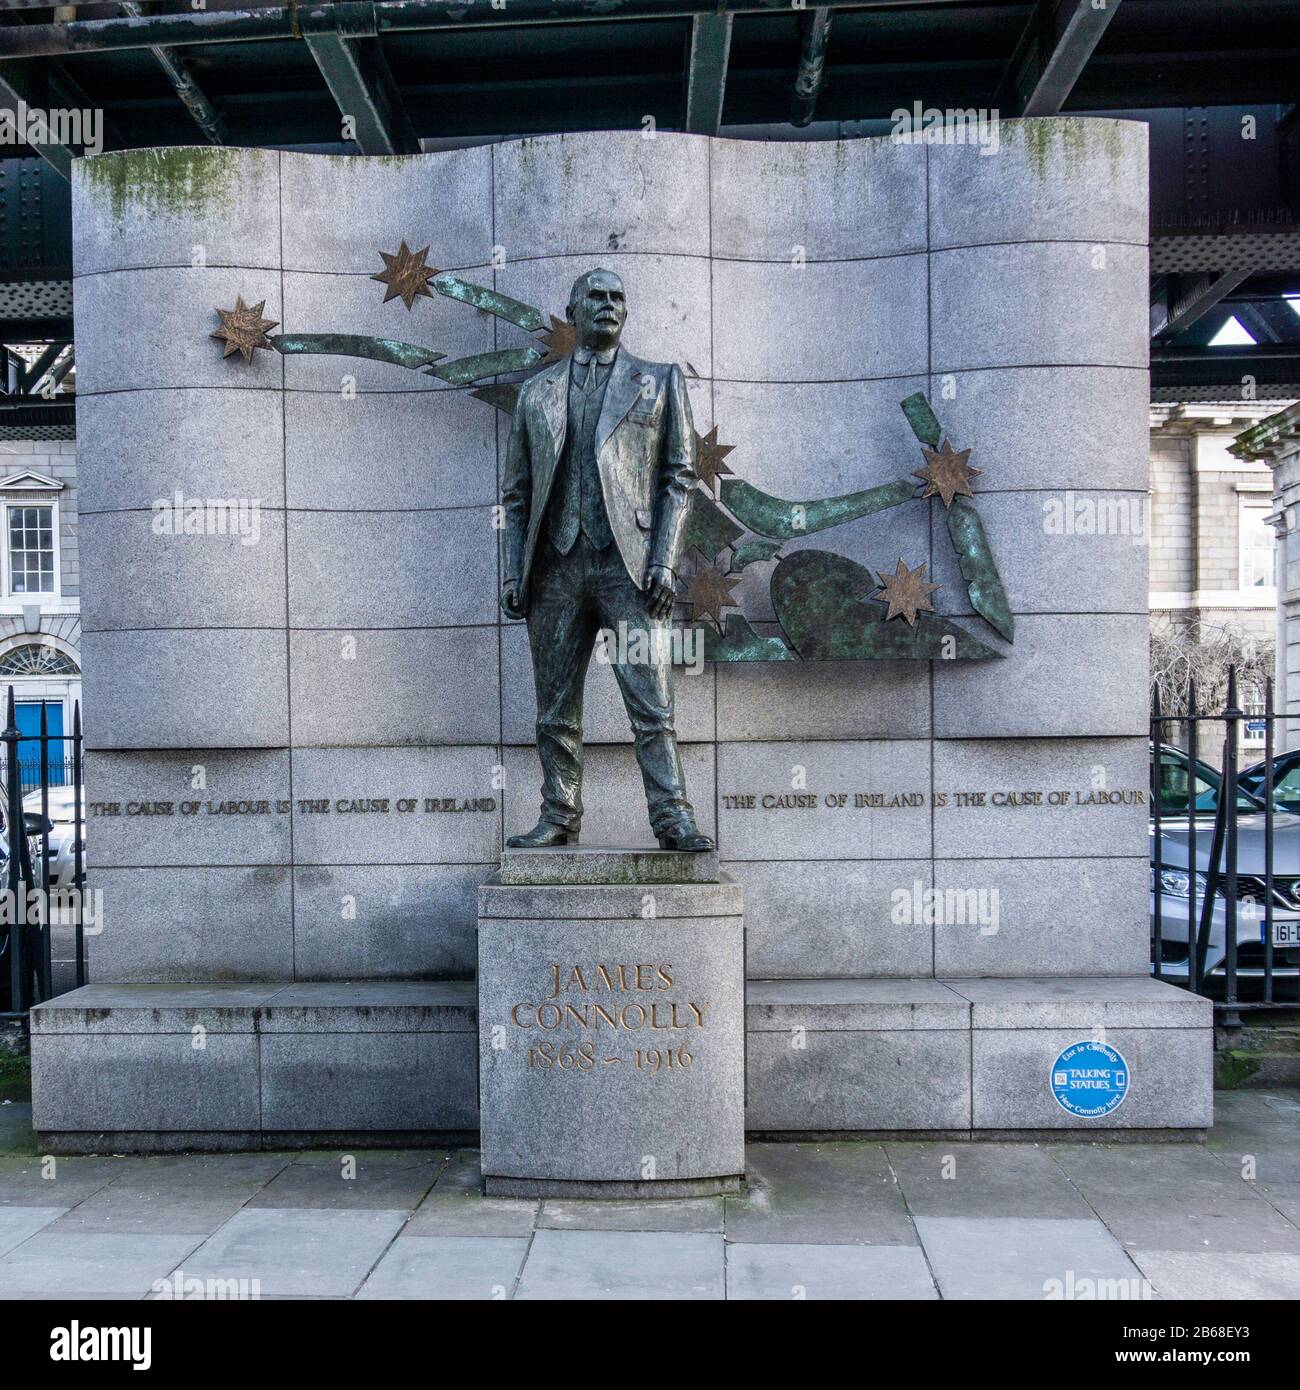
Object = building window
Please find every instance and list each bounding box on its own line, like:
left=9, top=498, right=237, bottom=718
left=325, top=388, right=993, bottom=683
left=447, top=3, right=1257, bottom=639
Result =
left=0, top=643, right=78, bottom=676
left=1240, top=498, right=1275, bottom=590
left=6, top=504, right=55, bottom=594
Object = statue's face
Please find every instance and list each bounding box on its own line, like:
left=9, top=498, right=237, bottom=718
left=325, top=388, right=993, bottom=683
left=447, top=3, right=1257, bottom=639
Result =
left=568, top=271, right=627, bottom=350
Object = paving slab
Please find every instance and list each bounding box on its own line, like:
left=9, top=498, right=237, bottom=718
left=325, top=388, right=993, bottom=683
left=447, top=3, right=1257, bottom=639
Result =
left=539, top=1198, right=723, bottom=1233
left=887, top=1142, right=1093, bottom=1219
left=515, top=1229, right=725, bottom=1301
left=726, top=1242, right=937, bottom=1300
left=724, top=1142, right=917, bottom=1246
left=182, top=1207, right=408, bottom=1297
left=357, top=1235, right=528, bottom=1299
left=915, top=1216, right=1145, bottom=1300
left=1091, top=1196, right=1300, bottom=1254
left=0, top=1205, right=67, bottom=1257
left=0, top=1154, right=124, bottom=1208
left=405, top=1196, right=538, bottom=1237
left=1046, top=1142, right=1265, bottom=1202
left=246, top=1151, right=444, bottom=1210
left=431, top=1149, right=483, bottom=1194
left=0, top=1231, right=203, bottom=1297
left=1129, top=1249, right=1300, bottom=1300
left=1254, top=1183, right=1300, bottom=1226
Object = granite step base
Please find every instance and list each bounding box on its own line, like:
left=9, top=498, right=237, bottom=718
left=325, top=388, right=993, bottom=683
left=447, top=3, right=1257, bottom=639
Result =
left=30, top=976, right=1213, bottom=1152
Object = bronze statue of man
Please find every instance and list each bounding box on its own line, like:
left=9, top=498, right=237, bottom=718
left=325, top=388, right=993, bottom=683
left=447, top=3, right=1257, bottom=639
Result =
left=500, top=269, right=713, bottom=852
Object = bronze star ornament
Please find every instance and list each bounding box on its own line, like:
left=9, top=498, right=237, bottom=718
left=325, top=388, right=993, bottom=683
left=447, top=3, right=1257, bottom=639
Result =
left=872, top=558, right=941, bottom=627
left=683, top=567, right=740, bottom=630
left=694, top=426, right=736, bottom=492
left=914, top=437, right=982, bottom=509
left=210, top=295, right=278, bottom=364
left=538, top=313, right=577, bottom=364
left=371, top=241, right=438, bottom=310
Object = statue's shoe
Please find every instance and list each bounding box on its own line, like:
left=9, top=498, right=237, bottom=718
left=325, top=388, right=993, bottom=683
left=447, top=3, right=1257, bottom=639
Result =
left=506, top=821, right=578, bottom=849
left=657, top=823, right=715, bottom=852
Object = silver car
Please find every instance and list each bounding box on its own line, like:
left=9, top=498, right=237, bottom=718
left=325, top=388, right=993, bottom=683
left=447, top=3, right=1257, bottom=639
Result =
left=1151, top=743, right=1300, bottom=991
left=21, top=785, right=86, bottom=890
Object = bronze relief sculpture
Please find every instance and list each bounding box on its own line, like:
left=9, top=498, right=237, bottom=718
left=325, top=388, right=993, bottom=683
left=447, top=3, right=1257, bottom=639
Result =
left=500, top=269, right=714, bottom=851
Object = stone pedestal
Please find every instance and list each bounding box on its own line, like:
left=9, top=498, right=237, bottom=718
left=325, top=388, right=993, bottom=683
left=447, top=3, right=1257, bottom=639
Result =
left=477, top=847, right=745, bottom=1197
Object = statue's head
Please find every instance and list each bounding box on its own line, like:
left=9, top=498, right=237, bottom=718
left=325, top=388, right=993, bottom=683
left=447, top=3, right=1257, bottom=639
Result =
left=567, top=268, right=626, bottom=352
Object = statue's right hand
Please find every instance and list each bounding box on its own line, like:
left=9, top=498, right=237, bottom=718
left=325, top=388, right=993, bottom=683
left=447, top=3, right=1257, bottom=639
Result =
left=500, top=583, right=526, bottom=621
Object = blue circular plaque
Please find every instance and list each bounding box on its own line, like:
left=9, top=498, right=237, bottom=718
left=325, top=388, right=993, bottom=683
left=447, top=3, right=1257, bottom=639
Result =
left=1049, top=1040, right=1130, bottom=1118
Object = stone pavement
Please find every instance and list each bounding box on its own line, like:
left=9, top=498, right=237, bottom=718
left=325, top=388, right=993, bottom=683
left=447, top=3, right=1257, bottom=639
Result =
left=0, top=1091, right=1297, bottom=1300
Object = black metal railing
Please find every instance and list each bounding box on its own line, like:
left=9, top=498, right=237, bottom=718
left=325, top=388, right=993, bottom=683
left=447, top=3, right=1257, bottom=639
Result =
left=1152, top=667, right=1298, bottom=1024
left=0, top=691, right=86, bottom=1013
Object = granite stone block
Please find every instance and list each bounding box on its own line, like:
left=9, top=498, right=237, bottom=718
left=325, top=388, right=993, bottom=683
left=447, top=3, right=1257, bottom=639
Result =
left=285, top=387, right=498, bottom=511
left=479, top=913, right=744, bottom=1185
left=80, top=509, right=286, bottom=631
left=255, top=980, right=476, bottom=1032
left=927, top=117, right=1148, bottom=250
left=289, top=626, right=500, bottom=747
left=81, top=628, right=289, bottom=749
left=709, top=375, right=930, bottom=497
left=31, top=1032, right=260, bottom=1132
left=280, top=269, right=493, bottom=393
left=76, top=388, right=286, bottom=512
left=922, top=366, right=1148, bottom=493
left=290, top=744, right=501, bottom=866
left=74, top=267, right=284, bottom=395
left=711, top=136, right=927, bottom=260
left=945, top=976, right=1212, bottom=1030
left=735, top=858, right=934, bottom=978
left=89, top=866, right=294, bottom=982
left=746, top=1028, right=971, bottom=1130
left=496, top=846, right=719, bottom=886
left=713, top=254, right=929, bottom=382
left=31, top=982, right=286, bottom=1034
left=259, top=1032, right=478, bottom=1130
left=292, top=863, right=484, bottom=979
left=934, top=614, right=1151, bottom=733
left=931, top=241, right=1149, bottom=373
left=931, top=856, right=1149, bottom=977
left=83, top=749, right=292, bottom=865
left=716, top=739, right=931, bottom=860
left=480, top=878, right=741, bottom=918
left=931, top=737, right=1149, bottom=859
left=969, top=1026, right=1212, bottom=1130
left=286, top=508, right=498, bottom=628
left=280, top=146, right=493, bottom=273
left=716, top=661, right=930, bottom=742
left=929, top=490, right=1149, bottom=617
left=73, top=147, right=283, bottom=275
left=495, top=131, right=710, bottom=260
left=745, top=978, right=969, bottom=1032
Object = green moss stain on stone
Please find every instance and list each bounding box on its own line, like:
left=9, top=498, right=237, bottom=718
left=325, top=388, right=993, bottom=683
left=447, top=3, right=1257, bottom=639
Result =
left=999, top=117, right=1129, bottom=180
left=81, top=146, right=245, bottom=223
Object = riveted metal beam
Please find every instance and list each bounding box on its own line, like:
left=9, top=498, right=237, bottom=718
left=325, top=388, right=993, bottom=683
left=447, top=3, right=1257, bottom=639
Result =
left=791, top=8, right=833, bottom=128
left=305, top=22, right=419, bottom=155
left=683, top=12, right=733, bottom=136
left=997, top=0, right=1123, bottom=117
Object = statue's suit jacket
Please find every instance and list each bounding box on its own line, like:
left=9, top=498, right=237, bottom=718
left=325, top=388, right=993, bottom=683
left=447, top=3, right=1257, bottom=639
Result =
left=502, top=348, right=697, bottom=600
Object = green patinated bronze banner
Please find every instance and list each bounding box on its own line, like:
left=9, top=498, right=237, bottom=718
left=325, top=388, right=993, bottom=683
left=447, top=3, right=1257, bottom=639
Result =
left=433, top=273, right=547, bottom=332
left=946, top=497, right=1015, bottom=643
left=682, top=489, right=744, bottom=561
left=900, top=391, right=943, bottom=449
left=699, top=614, right=795, bottom=662
left=270, top=334, right=444, bottom=370
left=719, top=476, right=916, bottom=540
left=427, top=346, right=544, bottom=385
left=771, top=550, right=1002, bottom=661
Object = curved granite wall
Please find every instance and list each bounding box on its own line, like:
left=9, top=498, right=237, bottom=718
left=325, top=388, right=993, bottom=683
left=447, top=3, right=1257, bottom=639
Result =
left=73, top=124, right=1150, bottom=984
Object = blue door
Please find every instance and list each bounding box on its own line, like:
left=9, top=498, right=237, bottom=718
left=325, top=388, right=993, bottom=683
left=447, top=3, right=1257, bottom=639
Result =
left=16, top=701, right=65, bottom=791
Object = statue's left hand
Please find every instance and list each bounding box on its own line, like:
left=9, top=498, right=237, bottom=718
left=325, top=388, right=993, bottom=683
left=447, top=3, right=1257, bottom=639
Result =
left=643, top=564, right=676, bottom=620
